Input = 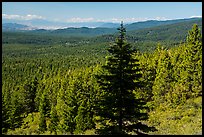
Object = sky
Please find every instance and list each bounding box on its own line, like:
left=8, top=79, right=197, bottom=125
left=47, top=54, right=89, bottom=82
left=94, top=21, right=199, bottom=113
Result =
left=2, top=2, right=202, bottom=23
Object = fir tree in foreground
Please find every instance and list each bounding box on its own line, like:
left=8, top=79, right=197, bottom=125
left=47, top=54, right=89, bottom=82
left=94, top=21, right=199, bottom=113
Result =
left=95, top=22, right=157, bottom=135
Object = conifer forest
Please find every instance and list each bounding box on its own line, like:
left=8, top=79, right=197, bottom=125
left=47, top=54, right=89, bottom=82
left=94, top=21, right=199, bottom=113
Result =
left=2, top=19, right=202, bottom=134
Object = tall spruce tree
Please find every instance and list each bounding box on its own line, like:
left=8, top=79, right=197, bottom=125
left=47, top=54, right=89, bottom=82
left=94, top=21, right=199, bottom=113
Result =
left=185, top=24, right=202, bottom=97
left=152, top=49, right=173, bottom=106
left=95, top=22, right=156, bottom=135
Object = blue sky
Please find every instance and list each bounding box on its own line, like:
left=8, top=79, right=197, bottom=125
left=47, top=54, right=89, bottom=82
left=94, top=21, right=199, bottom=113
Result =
left=2, top=2, right=202, bottom=23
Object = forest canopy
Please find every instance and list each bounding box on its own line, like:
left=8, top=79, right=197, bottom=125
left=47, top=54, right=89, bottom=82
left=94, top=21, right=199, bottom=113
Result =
left=2, top=23, right=202, bottom=135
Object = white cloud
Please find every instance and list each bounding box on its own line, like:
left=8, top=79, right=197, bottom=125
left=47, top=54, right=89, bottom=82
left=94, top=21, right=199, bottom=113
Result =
left=110, top=17, right=147, bottom=23
left=66, top=17, right=94, bottom=23
left=153, top=17, right=170, bottom=21
left=65, top=17, right=170, bottom=23
left=190, top=15, right=202, bottom=18
left=107, top=17, right=170, bottom=23
left=2, top=14, right=185, bottom=24
left=2, top=14, right=45, bottom=20
left=37, top=26, right=67, bottom=30
left=96, top=19, right=106, bottom=22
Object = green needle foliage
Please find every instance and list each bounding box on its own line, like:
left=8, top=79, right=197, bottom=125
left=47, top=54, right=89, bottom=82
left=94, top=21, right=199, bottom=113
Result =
left=185, top=24, right=202, bottom=97
left=39, top=92, right=49, bottom=132
left=48, top=104, right=59, bottom=134
left=95, top=22, right=157, bottom=135
left=152, top=49, right=173, bottom=106
left=23, top=77, right=38, bottom=115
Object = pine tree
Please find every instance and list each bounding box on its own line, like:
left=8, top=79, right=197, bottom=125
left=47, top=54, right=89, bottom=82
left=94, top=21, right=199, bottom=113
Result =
left=49, top=104, right=59, bottom=134
left=2, top=89, right=12, bottom=134
left=172, top=24, right=202, bottom=100
left=184, top=24, right=202, bottom=97
left=57, top=74, right=78, bottom=134
left=136, top=52, right=156, bottom=103
left=39, top=92, right=49, bottom=132
left=152, top=49, right=174, bottom=106
left=9, top=88, right=24, bottom=130
left=23, top=76, right=38, bottom=115
left=95, top=22, right=156, bottom=135
left=74, top=69, right=97, bottom=134
left=39, top=113, right=46, bottom=133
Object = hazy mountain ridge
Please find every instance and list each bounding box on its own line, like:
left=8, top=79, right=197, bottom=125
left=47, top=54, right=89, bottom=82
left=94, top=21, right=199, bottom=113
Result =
left=2, top=17, right=202, bottom=38
left=2, top=19, right=110, bottom=29
left=124, top=17, right=201, bottom=31
left=99, top=23, right=120, bottom=28
left=2, top=18, right=202, bottom=31
left=89, top=19, right=202, bottom=44
left=126, top=18, right=202, bottom=42
left=2, top=23, right=37, bottom=31
left=2, top=18, right=202, bottom=47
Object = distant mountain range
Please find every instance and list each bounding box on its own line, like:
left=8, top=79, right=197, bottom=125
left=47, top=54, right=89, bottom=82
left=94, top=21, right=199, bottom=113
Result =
left=88, top=18, right=201, bottom=43
left=99, top=23, right=120, bottom=28
left=2, top=17, right=202, bottom=37
left=2, top=18, right=202, bottom=46
left=127, top=18, right=202, bottom=42
left=124, top=17, right=202, bottom=31
left=2, top=23, right=37, bottom=31
left=2, top=18, right=118, bottom=29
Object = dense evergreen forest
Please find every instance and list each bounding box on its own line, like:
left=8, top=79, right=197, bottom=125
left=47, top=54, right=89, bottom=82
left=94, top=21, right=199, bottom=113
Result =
left=2, top=22, right=202, bottom=135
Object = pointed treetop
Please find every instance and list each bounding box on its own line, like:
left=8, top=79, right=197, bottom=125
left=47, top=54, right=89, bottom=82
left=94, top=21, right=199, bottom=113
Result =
left=118, top=21, right=125, bottom=30
left=117, top=21, right=126, bottom=42
left=186, top=23, right=201, bottom=45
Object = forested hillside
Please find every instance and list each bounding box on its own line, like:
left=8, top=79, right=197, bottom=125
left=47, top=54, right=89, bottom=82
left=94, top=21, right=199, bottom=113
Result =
left=127, top=18, right=202, bottom=43
left=2, top=18, right=202, bottom=53
left=2, top=17, right=201, bottom=38
left=125, top=17, right=201, bottom=31
left=2, top=22, right=202, bottom=135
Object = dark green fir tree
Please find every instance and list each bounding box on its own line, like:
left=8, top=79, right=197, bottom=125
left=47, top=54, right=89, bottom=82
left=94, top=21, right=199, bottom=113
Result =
left=95, top=22, right=157, bottom=135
